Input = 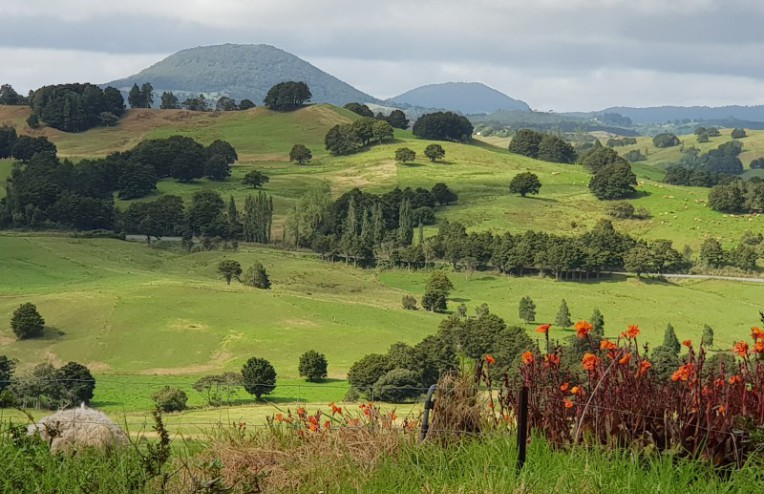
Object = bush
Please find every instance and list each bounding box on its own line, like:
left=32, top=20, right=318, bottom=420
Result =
left=298, top=350, right=328, bottom=382
left=402, top=295, right=418, bottom=310
left=731, top=128, right=747, bottom=139
left=241, top=356, right=277, bottom=399
left=152, top=386, right=188, bottom=412
left=11, top=303, right=45, bottom=339
left=243, top=262, right=271, bottom=289
left=652, top=133, right=680, bottom=148
left=750, top=157, right=764, bottom=169
left=606, top=201, right=636, bottom=219
left=372, top=368, right=422, bottom=402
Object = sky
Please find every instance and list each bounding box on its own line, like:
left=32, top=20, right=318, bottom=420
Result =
left=2, top=0, right=764, bottom=112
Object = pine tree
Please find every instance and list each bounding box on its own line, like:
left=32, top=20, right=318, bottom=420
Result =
left=555, top=299, right=572, bottom=329
left=398, top=199, right=413, bottom=246
left=591, top=308, right=605, bottom=337
left=663, top=323, right=681, bottom=355
left=371, top=202, right=385, bottom=246
left=701, top=324, right=714, bottom=348
left=518, top=296, right=536, bottom=324
left=128, top=84, right=142, bottom=109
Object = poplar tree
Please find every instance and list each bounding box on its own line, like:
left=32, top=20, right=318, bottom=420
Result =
left=555, top=299, right=572, bottom=329
left=398, top=199, right=413, bottom=246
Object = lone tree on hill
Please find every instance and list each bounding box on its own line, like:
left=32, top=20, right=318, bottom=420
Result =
left=422, top=271, right=454, bottom=313
left=243, top=261, right=271, bottom=289
left=217, top=260, right=242, bottom=285
left=11, top=303, right=45, bottom=339
left=243, top=170, right=269, bottom=189
left=241, top=356, right=277, bottom=400
left=298, top=350, right=328, bottom=382
left=731, top=128, right=747, bottom=139
left=395, top=147, right=416, bottom=163
left=264, top=81, right=311, bottom=111
left=289, top=144, right=312, bottom=165
left=424, top=144, right=446, bottom=162
left=518, top=296, right=536, bottom=324
left=509, top=172, right=542, bottom=197
left=555, top=299, right=572, bottom=329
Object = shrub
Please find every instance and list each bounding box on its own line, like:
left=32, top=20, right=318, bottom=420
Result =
left=401, top=295, right=418, bottom=310
left=372, top=368, right=422, bottom=402
left=731, top=128, right=747, bottom=139
left=243, top=262, right=271, bottom=289
left=298, top=350, right=328, bottom=382
left=11, top=303, right=45, bottom=339
left=606, top=201, right=636, bottom=219
left=652, top=133, right=680, bottom=148
left=152, top=386, right=188, bottom=412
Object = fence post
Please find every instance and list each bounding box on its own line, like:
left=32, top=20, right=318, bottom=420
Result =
left=419, top=384, right=437, bottom=442
left=516, top=386, right=529, bottom=473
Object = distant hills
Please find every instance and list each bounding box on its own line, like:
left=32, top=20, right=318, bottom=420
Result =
left=105, top=44, right=378, bottom=107
left=388, top=82, right=530, bottom=115
left=568, top=105, right=764, bottom=125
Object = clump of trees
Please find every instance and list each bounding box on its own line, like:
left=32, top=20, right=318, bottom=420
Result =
left=343, top=102, right=373, bottom=117
left=29, top=83, right=125, bottom=132
left=652, top=133, right=680, bottom=148
left=0, top=84, right=26, bottom=105
left=412, top=112, right=473, bottom=142
left=588, top=162, right=638, bottom=200
left=707, top=179, right=764, bottom=215
left=2, top=360, right=95, bottom=409
left=508, top=129, right=576, bottom=164
left=324, top=118, right=394, bottom=156
left=606, top=137, right=637, bottom=147
left=264, top=81, right=311, bottom=111
left=669, top=142, right=745, bottom=181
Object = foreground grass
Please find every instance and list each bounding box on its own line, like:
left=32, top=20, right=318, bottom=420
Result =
left=2, top=429, right=763, bottom=493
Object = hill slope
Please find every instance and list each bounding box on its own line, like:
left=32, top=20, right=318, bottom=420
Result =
left=574, top=105, right=764, bottom=125
left=389, top=82, right=530, bottom=114
left=106, top=44, right=379, bottom=107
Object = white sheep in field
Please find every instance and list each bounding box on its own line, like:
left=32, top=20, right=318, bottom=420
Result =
left=27, top=404, right=129, bottom=454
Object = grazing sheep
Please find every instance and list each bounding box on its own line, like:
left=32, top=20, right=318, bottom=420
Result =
left=27, top=403, right=129, bottom=454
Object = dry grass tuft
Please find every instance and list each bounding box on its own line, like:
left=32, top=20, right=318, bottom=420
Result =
left=427, top=372, right=484, bottom=444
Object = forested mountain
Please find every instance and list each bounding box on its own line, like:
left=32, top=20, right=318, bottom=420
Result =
left=105, top=44, right=379, bottom=107
left=568, top=105, right=764, bottom=125
left=389, top=82, right=530, bottom=115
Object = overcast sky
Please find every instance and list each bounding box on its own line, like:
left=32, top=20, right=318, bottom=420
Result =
left=2, top=0, right=763, bottom=112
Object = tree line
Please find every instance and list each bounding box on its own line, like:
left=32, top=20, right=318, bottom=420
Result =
left=28, top=83, right=126, bottom=132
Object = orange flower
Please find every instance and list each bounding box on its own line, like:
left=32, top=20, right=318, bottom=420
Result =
left=488, top=402, right=495, bottom=409
left=733, top=341, right=749, bottom=358
left=619, top=353, right=632, bottom=365
left=600, top=340, right=617, bottom=351
left=717, top=405, right=727, bottom=417
left=671, top=363, right=695, bottom=382
left=570, top=386, right=582, bottom=395
left=275, top=413, right=284, bottom=423
left=564, top=399, right=574, bottom=409
left=682, top=339, right=692, bottom=348
left=544, top=353, right=560, bottom=367
left=536, top=324, right=551, bottom=334
left=324, top=421, right=331, bottom=429
left=755, top=340, right=764, bottom=354
left=752, top=327, right=764, bottom=341
left=560, top=382, right=570, bottom=392
left=308, top=415, right=319, bottom=425
left=637, top=360, right=652, bottom=377
left=625, top=325, right=640, bottom=339
left=330, top=402, right=343, bottom=415
left=575, top=320, right=593, bottom=339
left=728, top=375, right=742, bottom=385
left=484, top=354, right=496, bottom=365
left=296, top=407, right=306, bottom=417
left=521, top=351, right=534, bottom=365
left=714, top=378, right=725, bottom=388
left=581, top=353, right=599, bottom=371
left=308, top=423, right=318, bottom=432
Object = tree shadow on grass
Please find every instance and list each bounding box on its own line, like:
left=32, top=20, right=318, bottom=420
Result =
left=36, top=326, right=66, bottom=340
left=524, top=196, right=558, bottom=203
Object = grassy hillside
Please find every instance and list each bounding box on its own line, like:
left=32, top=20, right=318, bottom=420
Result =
left=2, top=234, right=762, bottom=378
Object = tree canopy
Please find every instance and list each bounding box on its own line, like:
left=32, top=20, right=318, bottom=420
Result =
left=264, top=81, right=311, bottom=111
left=412, top=112, right=473, bottom=142
left=29, top=83, right=125, bottom=132
left=509, top=172, right=542, bottom=197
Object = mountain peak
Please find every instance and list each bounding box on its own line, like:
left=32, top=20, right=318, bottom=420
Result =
left=106, top=44, right=378, bottom=106
left=389, top=82, right=530, bottom=114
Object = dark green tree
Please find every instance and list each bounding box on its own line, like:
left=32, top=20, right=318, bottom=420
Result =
left=412, top=112, right=473, bottom=142
left=128, top=84, right=142, bottom=109
left=371, top=120, right=394, bottom=144
left=508, top=129, right=543, bottom=158
left=289, top=144, right=312, bottom=164
left=11, top=303, right=45, bottom=339
left=325, top=123, right=362, bottom=155
left=11, top=135, right=57, bottom=162
left=238, top=99, right=256, bottom=110
left=241, top=357, right=277, bottom=399
left=207, top=138, right=239, bottom=164
left=215, top=96, right=238, bottom=111
left=509, top=172, right=541, bottom=197
left=395, top=147, right=416, bottom=163
left=537, top=134, right=576, bottom=163
left=700, top=238, right=725, bottom=267
left=731, top=128, right=747, bottom=139
left=140, top=82, right=154, bottom=108
left=298, top=350, right=328, bottom=382
left=431, top=183, right=457, bottom=205
left=708, top=184, right=744, bottom=213
left=347, top=354, right=391, bottom=396
left=243, top=261, right=271, bottom=289
left=243, top=192, right=273, bottom=243
left=263, top=81, right=311, bottom=111
left=0, top=124, right=17, bottom=159
left=102, top=86, right=125, bottom=116
left=0, top=355, right=17, bottom=394
left=421, top=271, right=453, bottom=313
left=518, top=296, right=536, bottom=324
left=243, top=170, right=270, bottom=188
left=217, top=260, right=242, bottom=285
left=26, top=114, right=40, bottom=129
left=653, top=133, right=680, bottom=148
left=624, top=244, right=654, bottom=278
left=580, top=147, right=627, bottom=174
left=424, top=144, right=446, bottom=162
left=343, top=102, right=374, bottom=117
left=588, top=162, right=638, bottom=200
left=398, top=199, right=414, bottom=245
left=152, top=386, right=188, bottom=412
left=0, top=84, right=21, bottom=105
left=650, top=345, right=679, bottom=382
left=55, top=362, right=95, bottom=405
left=205, top=155, right=231, bottom=181
left=188, top=190, right=225, bottom=237
left=554, top=299, right=572, bottom=329
left=159, top=91, right=180, bottom=109
left=384, top=109, right=409, bottom=129
left=372, top=369, right=422, bottom=402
